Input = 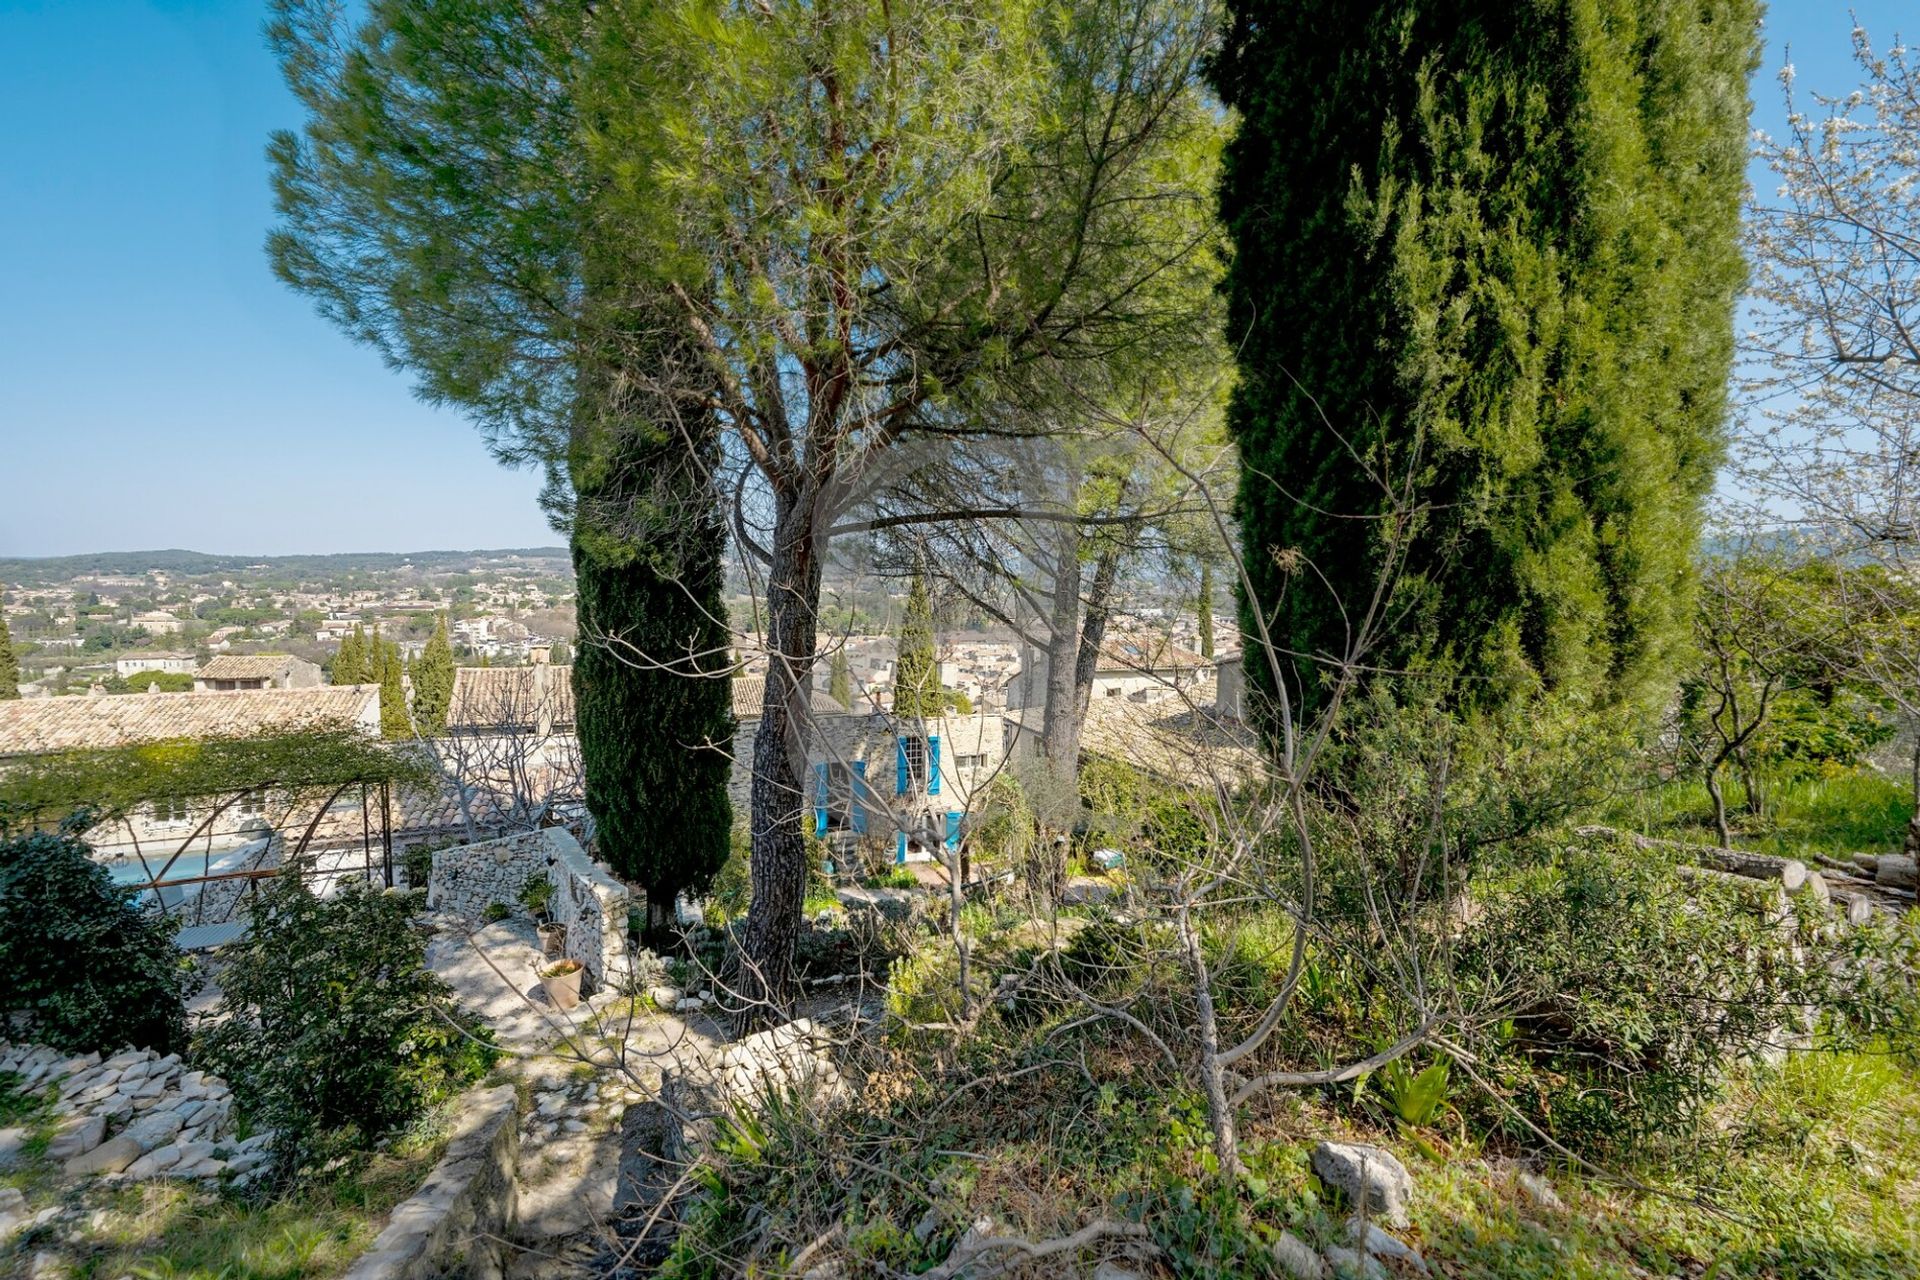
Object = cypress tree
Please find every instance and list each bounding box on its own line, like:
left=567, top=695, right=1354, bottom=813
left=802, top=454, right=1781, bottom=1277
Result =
left=411, top=614, right=455, bottom=736
left=571, top=299, right=734, bottom=929
left=829, top=648, right=853, bottom=708
left=378, top=638, right=410, bottom=739
left=0, top=615, right=18, bottom=700
left=1197, top=562, right=1216, bottom=661
left=1212, top=0, right=1756, bottom=727
left=332, top=625, right=367, bottom=686
left=893, top=572, right=939, bottom=721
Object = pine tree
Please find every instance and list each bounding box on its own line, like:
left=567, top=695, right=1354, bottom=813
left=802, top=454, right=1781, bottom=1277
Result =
left=828, top=648, right=853, bottom=708
left=0, top=614, right=19, bottom=700
left=332, top=625, right=367, bottom=686
left=1197, top=562, right=1215, bottom=661
left=1212, top=0, right=1756, bottom=727
left=892, top=572, right=940, bottom=721
left=378, top=638, right=410, bottom=739
left=549, top=640, right=572, bottom=667
left=410, top=614, right=455, bottom=736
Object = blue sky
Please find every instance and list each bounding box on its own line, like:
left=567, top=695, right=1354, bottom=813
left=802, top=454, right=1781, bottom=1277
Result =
left=0, top=0, right=1911, bottom=558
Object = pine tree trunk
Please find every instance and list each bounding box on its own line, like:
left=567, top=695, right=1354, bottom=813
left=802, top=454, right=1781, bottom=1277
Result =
left=1038, top=525, right=1085, bottom=819
left=1072, top=547, right=1121, bottom=725
left=734, top=490, right=822, bottom=1027
left=1708, top=768, right=1732, bottom=849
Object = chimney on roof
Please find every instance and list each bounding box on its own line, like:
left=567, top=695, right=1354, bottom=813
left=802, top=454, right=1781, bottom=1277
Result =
left=87, top=683, right=105, bottom=698
left=530, top=645, right=551, bottom=665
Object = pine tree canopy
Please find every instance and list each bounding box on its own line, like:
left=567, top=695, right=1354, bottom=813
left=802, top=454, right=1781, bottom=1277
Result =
left=1212, top=0, right=1757, bottom=727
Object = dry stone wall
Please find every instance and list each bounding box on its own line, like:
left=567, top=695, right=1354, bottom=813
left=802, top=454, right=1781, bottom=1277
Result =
left=0, top=1042, right=272, bottom=1191
left=427, top=828, right=638, bottom=993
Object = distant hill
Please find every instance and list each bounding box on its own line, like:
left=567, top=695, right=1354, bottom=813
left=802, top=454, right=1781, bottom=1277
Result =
left=0, top=548, right=571, bottom=583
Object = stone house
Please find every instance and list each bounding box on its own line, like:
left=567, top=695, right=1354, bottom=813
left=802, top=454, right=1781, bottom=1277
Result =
left=193, top=653, right=324, bottom=692
left=0, top=684, right=387, bottom=865
left=728, top=676, right=1007, bottom=865
left=114, top=652, right=197, bottom=677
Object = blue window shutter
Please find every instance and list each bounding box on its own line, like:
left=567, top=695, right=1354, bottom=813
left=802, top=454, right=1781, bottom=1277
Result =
left=895, top=736, right=908, bottom=796
left=945, top=811, right=961, bottom=849
left=814, top=762, right=828, bottom=838
left=927, top=735, right=941, bottom=795
left=850, top=760, right=868, bottom=834
left=896, top=830, right=907, bottom=864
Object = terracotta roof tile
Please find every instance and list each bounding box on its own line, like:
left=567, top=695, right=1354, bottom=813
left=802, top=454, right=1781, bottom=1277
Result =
left=0, top=686, right=381, bottom=756
left=447, top=666, right=576, bottom=730
left=195, top=654, right=299, bottom=681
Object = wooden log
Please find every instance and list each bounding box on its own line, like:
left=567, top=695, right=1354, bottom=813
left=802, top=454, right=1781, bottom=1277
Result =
left=1689, top=846, right=1810, bottom=894
left=1827, top=888, right=1876, bottom=927
left=1799, top=870, right=1832, bottom=907
left=1676, top=864, right=1790, bottom=914
left=1875, top=855, right=1917, bottom=891
left=1579, top=825, right=1811, bottom=892
left=1853, top=854, right=1881, bottom=875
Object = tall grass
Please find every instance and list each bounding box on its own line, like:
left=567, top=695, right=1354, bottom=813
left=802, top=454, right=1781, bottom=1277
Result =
left=1609, top=768, right=1912, bottom=858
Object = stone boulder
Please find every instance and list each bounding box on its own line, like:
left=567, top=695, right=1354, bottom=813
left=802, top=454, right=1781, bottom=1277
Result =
left=1311, top=1141, right=1414, bottom=1229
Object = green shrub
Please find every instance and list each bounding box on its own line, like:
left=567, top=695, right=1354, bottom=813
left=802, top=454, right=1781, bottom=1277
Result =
left=482, top=901, right=512, bottom=923
left=197, top=869, right=495, bottom=1181
left=113, top=670, right=195, bottom=693
left=401, top=842, right=435, bottom=890
left=1451, top=835, right=1913, bottom=1157
left=519, top=871, right=555, bottom=918
left=0, top=826, right=190, bottom=1055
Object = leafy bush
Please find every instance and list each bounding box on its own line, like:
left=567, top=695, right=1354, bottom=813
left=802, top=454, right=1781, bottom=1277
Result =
left=197, top=869, right=495, bottom=1180
left=111, top=670, right=195, bottom=693
left=1373, top=1055, right=1452, bottom=1127
left=482, top=901, right=511, bottom=923
left=519, top=871, right=555, bottom=918
left=1452, top=835, right=1913, bottom=1157
left=0, top=826, right=190, bottom=1055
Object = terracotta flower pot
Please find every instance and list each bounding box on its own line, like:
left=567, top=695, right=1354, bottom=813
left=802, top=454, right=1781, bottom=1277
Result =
left=541, top=960, right=584, bottom=1010
left=537, top=922, right=568, bottom=960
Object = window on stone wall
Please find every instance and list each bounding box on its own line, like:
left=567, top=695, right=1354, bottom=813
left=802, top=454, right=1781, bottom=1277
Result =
left=148, top=796, right=191, bottom=825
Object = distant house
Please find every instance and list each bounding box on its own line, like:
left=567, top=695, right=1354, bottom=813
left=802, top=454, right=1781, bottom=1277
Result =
left=130, top=610, right=185, bottom=636
left=194, top=654, right=323, bottom=693
left=1013, top=632, right=1212, bottom=711
left=446, top=653, right=576, bottom=736
left=114, top=652, right=197, bottom=678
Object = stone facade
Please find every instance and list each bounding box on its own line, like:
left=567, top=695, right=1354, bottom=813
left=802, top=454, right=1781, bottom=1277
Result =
left=427, top=828, right=637, bottom=994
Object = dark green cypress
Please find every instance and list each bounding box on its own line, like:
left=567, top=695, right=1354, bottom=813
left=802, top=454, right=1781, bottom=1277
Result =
left=0, top=614, right=18, bottom=700
left=1212, top=0, right=1756, bottom=727
left=570, top=327, right=734, bottom=929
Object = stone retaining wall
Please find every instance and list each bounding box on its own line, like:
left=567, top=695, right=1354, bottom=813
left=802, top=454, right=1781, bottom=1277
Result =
left=342, top=1083, right=520, bottom=1280
left=0, top=1042, right=271, bottom=1189
left=427, top=828, right=639, bottom=993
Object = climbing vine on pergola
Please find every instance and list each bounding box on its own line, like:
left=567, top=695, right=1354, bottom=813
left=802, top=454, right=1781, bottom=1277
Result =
left=0, top=729, right=438, bottom=895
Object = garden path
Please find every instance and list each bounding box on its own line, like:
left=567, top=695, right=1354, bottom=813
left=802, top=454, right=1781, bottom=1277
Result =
left=424, top=915, right=729, bottom=1279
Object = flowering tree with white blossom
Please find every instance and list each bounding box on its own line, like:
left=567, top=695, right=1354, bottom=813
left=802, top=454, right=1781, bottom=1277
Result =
left=1745, top=25, right=1920, bottom=849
